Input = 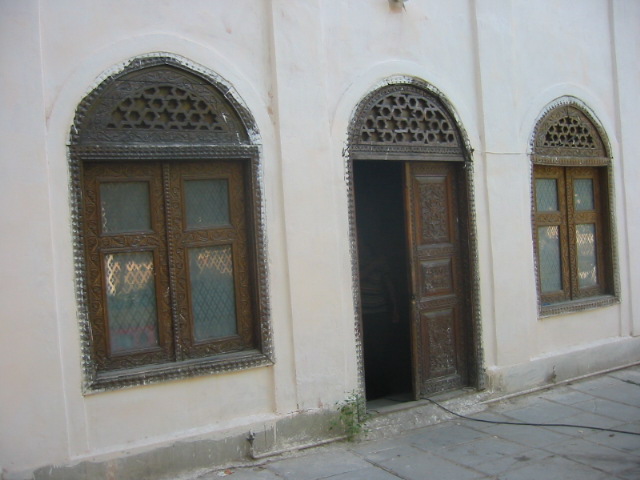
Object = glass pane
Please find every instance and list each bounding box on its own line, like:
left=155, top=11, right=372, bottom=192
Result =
left=104, top=252, right=159, bottom=353
left=538, top=226, right=562, bottom=293
left=535, top=179, right=558, bottom=212
left=574, top=178, right=595, bottom=211
left=188, top=246, right=237, bottom=341
left=576, top=224, right=598, bottom=288
left=100, top=182, right=151, bottom=234
left=185, top=179, right=230, bottom=228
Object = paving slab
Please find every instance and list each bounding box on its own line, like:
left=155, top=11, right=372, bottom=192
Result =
left=359, top=444, right=426, bottom=464
left=540, top=437, right=640, bottom=476
left=584, top=426, right=640, bottom=454
left=538, top=386, right=597, bottom=405
left=495, top=454, right=611, bottom=480
left=616, top=463, right=640, bottom=480
left=569, top=375, right=640, bottom=407
left=189, top=367, right=640, bottom=480
left=467, top=448, right=556, bottom=477
left=462, top=410, right=524, bottom=431
left=348, top=436, right=415, bottom=457
left=368, top=448, right=486, bottom=480
left=477, top=422, right=574, bottom=448
left=321, top=465, right=402, bottom=480
left=402, top=422, right=485, bottom=449
left=610, top=367, right=640, bottom=386
left=197, top=467, right=281, bottom=480
left=430, top=435, right=528, bottom=469
left=498, top=399, right=585, bottom=424
left=263, top=449, right=370, bottom=480
left=560, top=409, right=627, bottom=430
left=573, top=397, right=640, bottom=422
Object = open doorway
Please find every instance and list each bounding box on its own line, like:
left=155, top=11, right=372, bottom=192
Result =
left=349, top=81, right=482, bottom=403
left=354, top=160, right=413, bottom=402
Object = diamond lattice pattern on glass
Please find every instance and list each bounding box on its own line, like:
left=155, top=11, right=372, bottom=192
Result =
left=104, top=252, right=159, bottom=353
left=574, top=178, right=595, bottom=211
left=538, top=226, right=562, bottom=293
left=100, top=181, right=151, bottom=234
left=188, top=245, right=237, bottom=341
left=535, top=178, right=559, bottom=212
left=576, top=224, right=598, bottom=288
left=185, top=179, right=230, bottom=229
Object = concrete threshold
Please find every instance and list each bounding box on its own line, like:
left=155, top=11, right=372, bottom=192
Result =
left=364, top=388, right=493, bottom=440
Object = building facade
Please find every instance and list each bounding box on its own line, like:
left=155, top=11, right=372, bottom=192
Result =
left=1, top=1, right=639, bottom=478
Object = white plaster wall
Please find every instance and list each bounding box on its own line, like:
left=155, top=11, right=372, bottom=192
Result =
left=0, top=0, right=69, bottom=472
left=1, top=0, right=639, bottom=476
left=322, top=0, right=487, bottom=380
left=474, top=0, right=632, bottom=375
left=268, top=0, right=360, bottom=411
left=0, top=0, right=307, bottom=473
left=612, top=0, right=640, bottom=337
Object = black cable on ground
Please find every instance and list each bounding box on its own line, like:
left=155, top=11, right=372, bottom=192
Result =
left=424, top=397, right=640, bottom=437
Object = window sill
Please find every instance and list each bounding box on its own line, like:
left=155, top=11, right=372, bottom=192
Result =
left=539, top=295, right=619, bottom=318
left=84, top=349, right=273, bottom=394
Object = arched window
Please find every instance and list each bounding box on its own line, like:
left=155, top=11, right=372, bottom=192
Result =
left=70, top=57, right=272, bottom=391
left=531, top=101, right=617, bottom=315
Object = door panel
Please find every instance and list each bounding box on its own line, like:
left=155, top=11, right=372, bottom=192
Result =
left=406, top=162, right=469, bottom=396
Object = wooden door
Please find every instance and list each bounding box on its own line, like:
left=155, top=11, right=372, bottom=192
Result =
left=405, top=162, right=469, bottom=396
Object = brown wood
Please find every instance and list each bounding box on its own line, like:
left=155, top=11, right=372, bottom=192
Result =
left=533, top=165, right=571, bottom=304
left=82, top=161, right=174, bottom=371
left=82, top=160, right=256, bottom=372
left=534, top=165, right=608, bottom=305
left=168, top=161, right=255, bottom=360
left=405, top=162, right=469, bottom=396
left=566, top=167, right=607, bottom=299
left=72, top=59, right=274, bottom=391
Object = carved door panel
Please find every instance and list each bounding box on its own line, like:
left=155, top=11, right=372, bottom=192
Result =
left=405, top=162, right=469, bottom=396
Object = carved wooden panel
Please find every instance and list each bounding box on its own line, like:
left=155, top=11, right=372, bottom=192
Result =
left=421, top=259, right=454, bottom=297
left=566, top=167, right=606, bottom=299
left=350, top=84, right=464, bottom=158
left=534, top=105, right=606, bottom=158
left=168, top=161, right=255, bottom=360
left=359, top=93, right=458, bottom=146
left=406, top=162, right=468, bottom=396
left=533, top=165, right=570, bottom=305
left=417, top=176, right=450, bottom=244
left=421, top=309, right=456, bottom=378
left=82, top=162, right=174, bottom=371
left=107, top=85, right=230, bottom=133
left=74, top=63, right=248, bottom=146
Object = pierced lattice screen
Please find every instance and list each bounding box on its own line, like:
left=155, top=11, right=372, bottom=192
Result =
left=534, top=105, right=606, bottom=158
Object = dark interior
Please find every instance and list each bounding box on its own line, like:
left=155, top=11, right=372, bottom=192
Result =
left=354, top=160, right=413, bottom=401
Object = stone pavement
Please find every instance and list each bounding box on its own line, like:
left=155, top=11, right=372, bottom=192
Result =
left=192, top=366, right=640, bottom=480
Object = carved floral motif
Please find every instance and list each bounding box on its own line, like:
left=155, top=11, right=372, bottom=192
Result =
left=419, top=179, right=449, bottom=244
left=425, top=310, right=456, bottom=376
left=422, top=259, right=453, bottom=296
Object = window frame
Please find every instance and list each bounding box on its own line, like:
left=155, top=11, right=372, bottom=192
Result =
left=531, top=101, right=619, bottom=317
left=70, top=56, right=273, bottom=393
left=533, top=165, right=611, bottom=308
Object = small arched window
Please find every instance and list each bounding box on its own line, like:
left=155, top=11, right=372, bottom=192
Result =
left=531, top=101, right=617, bottom=315
left=70, top=57, right=272, bottom=391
